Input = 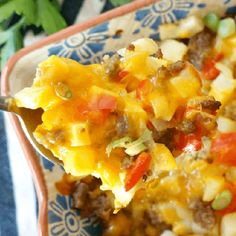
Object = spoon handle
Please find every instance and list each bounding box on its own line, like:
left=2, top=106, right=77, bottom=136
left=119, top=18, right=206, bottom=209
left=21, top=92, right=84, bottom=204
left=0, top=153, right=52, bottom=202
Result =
left=0, top=96, right=14, bottom=112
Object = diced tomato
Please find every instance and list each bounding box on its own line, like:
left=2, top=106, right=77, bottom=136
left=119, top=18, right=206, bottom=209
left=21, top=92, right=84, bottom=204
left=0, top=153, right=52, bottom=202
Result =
left=202, top=58, right=220, bottom=80
left=76, top=94, right=117, bottom=124
left=211, top=132, right=236, bottom=166
left=136, top=79, right=152, bottom=100
left=89, top=94, right=117, bottom=111
left=125, top=152, right=151, bottom=191
left=217, top=182, right=236, bottom=216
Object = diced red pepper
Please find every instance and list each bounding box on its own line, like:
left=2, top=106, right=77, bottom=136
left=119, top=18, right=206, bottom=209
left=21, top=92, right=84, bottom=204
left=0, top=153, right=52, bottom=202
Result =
left=174, top=105, right=186, bottom=123
left=125, top=152, right=151, bottom=191
left=202, top=58, right=220, bottom=80
left=175, top=131, right=202, bottom=153
left=217, top=182, right=236, bottom=216
left=114, top=70, right=129, bottom=82
left=147, top=120, right=155, bottom=130
left=136, top=79, right=152, bottom=100
left=143, top=104, right=153, bottom=114
left=211, top=132, right=236, bottom=166
left=118, top=70, right=129, bottom=79
left=75, top=99, right=90, bottom=120
left=214, top=52, right=224, bottom=62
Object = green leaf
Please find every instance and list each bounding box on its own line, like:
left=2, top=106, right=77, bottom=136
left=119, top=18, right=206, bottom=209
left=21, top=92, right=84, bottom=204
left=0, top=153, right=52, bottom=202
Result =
left=37, top=0, right=67, bottom=35
left=0, top=30, right=10, bottom=45
left=0, top=0, right=36, bottom=24
left=109, top=0, right=131, bottom=7
left=51, top=0, right=60, bottom=11
left=1, top=27, right=23, bottom=70
left=19, top=0, right=37, bottom=24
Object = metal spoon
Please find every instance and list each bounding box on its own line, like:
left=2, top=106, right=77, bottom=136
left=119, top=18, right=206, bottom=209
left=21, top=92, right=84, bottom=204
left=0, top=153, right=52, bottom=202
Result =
left=0, top=95, right=62, bottom=165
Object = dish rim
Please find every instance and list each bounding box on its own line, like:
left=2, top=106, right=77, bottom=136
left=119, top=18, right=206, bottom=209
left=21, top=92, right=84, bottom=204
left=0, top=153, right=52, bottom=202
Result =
left=0, top=0, right=156, bottom=235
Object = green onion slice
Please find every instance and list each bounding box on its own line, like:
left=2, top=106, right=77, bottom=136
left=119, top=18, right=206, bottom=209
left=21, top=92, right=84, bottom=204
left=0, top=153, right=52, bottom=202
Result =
left=203, top=12, right=219, bottom=32
left=106, top=136, right=132, bottom=157
left=125, top=129, right=152, bottom=156
left=211, top=190, right=233, bottom=210
left=106, top=129, right=152, bottom=157
left=55, top=82, right=72, bottom=100
left=217, top=18, right=236, bottom=38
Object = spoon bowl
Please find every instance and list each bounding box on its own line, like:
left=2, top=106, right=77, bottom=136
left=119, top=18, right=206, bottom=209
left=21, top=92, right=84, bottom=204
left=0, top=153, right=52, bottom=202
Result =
left=0, top=96, right=62, bottom=165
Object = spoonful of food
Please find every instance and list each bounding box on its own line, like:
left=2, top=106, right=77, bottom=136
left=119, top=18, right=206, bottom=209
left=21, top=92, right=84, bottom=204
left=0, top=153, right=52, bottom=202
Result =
left=0, top=95, right=63, bottom=165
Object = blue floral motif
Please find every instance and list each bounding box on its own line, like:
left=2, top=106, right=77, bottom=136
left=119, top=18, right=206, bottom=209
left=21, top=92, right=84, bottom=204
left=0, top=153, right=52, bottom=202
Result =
left=48, top=22, right=109, bottom=63
left=48, top=194, right=101, bottom=236
left=135, top=0, right=194, bottom=28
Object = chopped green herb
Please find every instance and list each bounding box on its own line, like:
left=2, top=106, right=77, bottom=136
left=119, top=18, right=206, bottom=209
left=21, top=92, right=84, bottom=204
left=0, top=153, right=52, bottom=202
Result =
left=106, top=136, right=132, bottom=157
left=203, top=12, right=219, bottom=32
left=106, top=129, right=152, bottom=157
left=55, top=82, right=72, bottom=100
left=218, top=18, right=236, bottom=38
left=211, top=190, right=233, bottom=210
left=125, top=142, right=147, bottom=156
left=125, top=129, right=152, bottom=156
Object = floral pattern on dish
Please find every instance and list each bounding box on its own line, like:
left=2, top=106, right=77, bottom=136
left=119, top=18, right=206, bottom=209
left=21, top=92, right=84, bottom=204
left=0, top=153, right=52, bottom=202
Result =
left=48, top=194, right=101, bottom=236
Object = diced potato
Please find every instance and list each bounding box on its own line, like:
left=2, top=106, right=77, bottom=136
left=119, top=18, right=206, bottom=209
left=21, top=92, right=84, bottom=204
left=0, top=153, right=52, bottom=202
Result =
left=203, top=176, right=225, bottom=202
left=123, top=96, right=147, bottom=119
left=160, top=176, right=182, bottom=195
left=68, top=122, right=91, bottom=147
left=221, top=212, right=236, bottom=236
left=160, top=15, right=204, bottom=40
left=150, top=143, right=177, bottom=172
left=90, top=85, right=118, bottom=97
left=178, top=15, right=204, bottom=38
left=15, top=86, right=49, bottom=109
left=218, top=34, right=236, bottom=63
left=169, top=64, right=201, bottom=99
left=217, top=116, right=236, bottom=133
left=123, top=96, right=147, bottom=135
left=158, top=202, right=180, bottom=224
left=122, top=51, right=158, bottom=80
left=173, top=221, right=192, bottom=235
left=149, top=92, right=178, bottom=121
left=159, top=24, right=179, bottom=40
left=132, top=38, right=159, bottom=55
left=160, top=230, right=177, bottom=236
left=210, top=63, right=236, bottom=105
left=225, top=167, right=236, bottom=184
left=160, top=39, right=188, bottom=62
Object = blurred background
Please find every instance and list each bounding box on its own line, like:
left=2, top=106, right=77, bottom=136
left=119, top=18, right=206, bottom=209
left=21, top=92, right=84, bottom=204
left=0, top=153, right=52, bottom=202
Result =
left=0, top=0, right=131, bottom=235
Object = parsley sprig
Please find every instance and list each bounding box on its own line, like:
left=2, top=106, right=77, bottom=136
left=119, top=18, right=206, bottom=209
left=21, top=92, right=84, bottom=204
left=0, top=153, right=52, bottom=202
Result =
left=0, top=0, right=66, bottom=71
